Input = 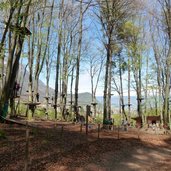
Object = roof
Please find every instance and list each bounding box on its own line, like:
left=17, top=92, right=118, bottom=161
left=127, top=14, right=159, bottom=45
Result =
left=147, top=116, right=160, bottom=121
left=132, top=116, right=161, bottom=121
left=131, top=116, right=141, bottom=121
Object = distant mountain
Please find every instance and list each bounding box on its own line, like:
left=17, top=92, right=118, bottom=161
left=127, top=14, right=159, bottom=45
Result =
left=67, top=92, right=94, bottom=105
left=19, top=66, right=94, bottom=105
left=19, top=67, right=54, bottom=101
left=96, top=96, right=137, bottom=109
left=17, top=66, right=155, bottom=109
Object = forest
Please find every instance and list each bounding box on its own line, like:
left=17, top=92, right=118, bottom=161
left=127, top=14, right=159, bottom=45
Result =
left=0, top=0, right=171, bottom=171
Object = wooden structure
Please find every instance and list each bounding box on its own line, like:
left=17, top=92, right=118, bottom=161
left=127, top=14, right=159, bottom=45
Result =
left=91, top=102, right=98, bottom=106
left=86, top=105, right=91, bottom=135
left=23, top=102, right=40, bottom=109
left=131, top=116, right=142, bottom=128
left=91, top=102, right=98, bottom=117
left=137, top=97, right=144, bottom=102
left=44, top=97, right=50, bottom=105
left=14, top=95, right=20, bottom=98
left=52, top=104, right=60, bottom=109
left=132, top=115, right=161, bottom=128
left=44, top=96, right=50, bottom=100
left=26, top=90, right=34, bottom=93
left=23, top=102, right=41, bottom=118
left=146, top=116, right=160, bottom=124
left=0, top=115, right=27, bottom=126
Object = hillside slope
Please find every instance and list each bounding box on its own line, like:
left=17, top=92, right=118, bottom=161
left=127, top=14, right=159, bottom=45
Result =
left=18, top=66, right=93, bottom=105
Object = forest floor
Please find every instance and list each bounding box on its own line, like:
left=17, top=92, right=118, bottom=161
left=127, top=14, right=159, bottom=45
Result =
left=0, top=119, right=171, bottom=171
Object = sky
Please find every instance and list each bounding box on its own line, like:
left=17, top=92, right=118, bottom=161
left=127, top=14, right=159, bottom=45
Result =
left=40, top=67, right=105, bottom=96
left=22, top=0, right=155, bottom=98
left=39, top=66, right=138, bottom=97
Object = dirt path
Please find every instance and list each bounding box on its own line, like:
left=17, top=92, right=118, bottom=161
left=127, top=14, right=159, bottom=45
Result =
left=0, top=121, right=171, bottom=171
left=47, top=137, right=171, bottom=171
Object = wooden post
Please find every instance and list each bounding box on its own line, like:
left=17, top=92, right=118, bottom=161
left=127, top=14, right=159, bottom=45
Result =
left=138, top=127, right=140, bottom=139
left=55, top=118, right=57, bottom=128
left=24, top=121, right=29, bottom=171
left=80, top=123, right=82, bottom=132
left=86, top=105, right=91, bottom=135
left=61, top=126, right=64, bottom=138
left=98, top=124, right=100, bottom=139
left=117, top=125, right=120, bottom=140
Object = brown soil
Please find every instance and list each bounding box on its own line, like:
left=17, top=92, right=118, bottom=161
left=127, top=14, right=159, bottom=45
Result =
left=0, top=120, right=171, bottom=171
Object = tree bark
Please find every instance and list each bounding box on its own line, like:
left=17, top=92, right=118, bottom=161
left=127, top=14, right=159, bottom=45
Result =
left=0, top=0, right=32, bottom=118
left=54, top=0, right=64, bottom=119
left=74, top=0, right=83, bottom=116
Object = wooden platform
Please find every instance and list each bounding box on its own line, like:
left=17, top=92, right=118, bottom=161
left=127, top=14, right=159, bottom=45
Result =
left=0, top=116, right=27, bottom=126
left=14, top=96, right=20, bottom=98
left=23, top=102, right=41, bottom=110
left=23, top=102, right=41, bottom=105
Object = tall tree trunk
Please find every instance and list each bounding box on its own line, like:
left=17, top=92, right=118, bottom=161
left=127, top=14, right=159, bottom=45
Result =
left=128, top=55, right=131, bottom=122
left=119, top=54, right=127, bottom=120
left=45, top=45, right=51, bottom=114
left=151, top=27, right=164, bottom=126
left=16, top=63, right=28, bottom=114
left=34, top=0, right=47, bottom=101
left=103, top=39, right=110, bottom=122
left=0, top=4, right=15, bottom=55
left=93, top=57, right=103, bottom=118
left=139, top=58, right=143, bottom=124
left=70, top=66, right=74, bottom=116
left=0, top=4, right=16, bottom=95
left=0, top=0, right=32, bottom=118
left=8, top=29, right=15, bottom=117
left=107, top=44, right=112, bottom=119
left=74, top=0, right=83, bottom=116
left=163, top=48, right=171, bottom=124
left=61, top=51, right=69, bottom=119
left=54, top=0, right=64, bottom=119
left=144, top=53, right=149, bottom=124
left=28, top=15, right=35, bottom=103
left=0, top=43, right=5, bottom=96
left=45, top=0, right=54, bottom=113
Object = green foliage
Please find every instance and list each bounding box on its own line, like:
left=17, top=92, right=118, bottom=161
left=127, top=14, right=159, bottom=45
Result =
left=94, top=114, right=103, bottom=124
left=35, top=108, right=46, bottom=118
left=118, top=21, right=140, bottom=42
left=112, top=114, right=122, bottom=126
left=34, top=107, right=62, bottom=120
left=46, top=109, right=62, bottom=120
left=94, top=113, right=123, bottom=126
left=145, top=108, right=160, bottom=116
left=18, top=104, right=27, bottom=116
left=0, top=2, right=10, bottom=10
left=120, top=61, right=128, bottom=72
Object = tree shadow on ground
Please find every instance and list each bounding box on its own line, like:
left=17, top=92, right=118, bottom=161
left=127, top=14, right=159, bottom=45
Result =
left=0, top=123, right=171, bottom=171
left=32, top=136, right=171, bottom=171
